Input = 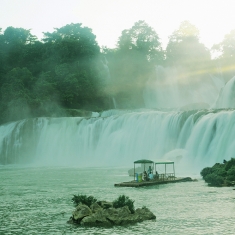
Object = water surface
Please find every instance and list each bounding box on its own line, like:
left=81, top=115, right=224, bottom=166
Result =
left=1, top=166, right=234, bottom=234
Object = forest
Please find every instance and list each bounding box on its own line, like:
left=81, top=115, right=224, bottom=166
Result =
left=0, top=20, right=234, bottom=124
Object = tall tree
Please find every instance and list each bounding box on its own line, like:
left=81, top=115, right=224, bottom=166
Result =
left=106, top=20, right=163, bottom=108
left=0, top=67, right=34, bottom=122
left=42, top=23, right=106, bottom=110
left=4, top=26, right=37, bottom=45
left=165, top=21, right=211, bottom=71
left=212, top=29, right=235, bottom=81
left=2, top=27, right=38, bottom=70
left=118, top=20, right=163, bottom=63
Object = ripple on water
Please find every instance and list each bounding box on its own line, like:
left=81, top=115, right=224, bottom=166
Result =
left=1, top=167, right=235, bottom=235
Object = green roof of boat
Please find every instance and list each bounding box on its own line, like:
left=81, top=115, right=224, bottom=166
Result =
left=134, top=159, right=154, bottom=164
left=155, top=160, right=174, bottom=164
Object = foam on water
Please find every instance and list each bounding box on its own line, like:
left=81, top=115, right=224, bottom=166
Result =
left=1, top=109, right=235, bottom=174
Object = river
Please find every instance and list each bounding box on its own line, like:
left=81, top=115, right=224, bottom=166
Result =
left=1, top=166, right=234, bottom=235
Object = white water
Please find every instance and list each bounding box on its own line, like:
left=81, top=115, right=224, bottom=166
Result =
left=213, top=76, right=235, bottom=108
left=1, top=65, right=235, bottom=234
left=1, top=66, right=235, bottom=173
left=1, top=109, right=235, bottom=175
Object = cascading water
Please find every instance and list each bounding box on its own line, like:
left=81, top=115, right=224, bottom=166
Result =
left=213, top=75, right=235, bottom=108
left=102, top=57, right=117, bottom=108
left=1, top=63, right=235, bottom=174
left=1, top=109, right=235, bottom=174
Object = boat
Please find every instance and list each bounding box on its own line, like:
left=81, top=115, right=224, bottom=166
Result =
left=114, top=159, right=193, bottom=187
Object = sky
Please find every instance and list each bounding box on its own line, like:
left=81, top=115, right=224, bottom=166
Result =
left=1, top=0, right=235, bottom=49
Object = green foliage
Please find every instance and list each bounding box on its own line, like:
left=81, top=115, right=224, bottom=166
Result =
left=226, top=166, right=235, bottom=181
left=4, top=26, right=36, bottom=45
left=212, top=30, right=235, bottom=81
left=104, top=20, right=164, bottom=108
left=113, top=195, right=135, bottom=214
left=165, top=20, right=211, bottom=82
left=166, top=21, right=209, bottom=65
left=201, top=158, right=235, bottom=187
left=0, top=20, right=230, bottom=124
left=204, top=173, right=224, bottom=187
left=117, top=20, right=163, bottom=63
left=72, top=194, right=97, bottom=207
left=224, top=158, right=235, bottom=171
left=0, top=23, right=109, bottom=125
left=200, top=167, right=212, bottom=179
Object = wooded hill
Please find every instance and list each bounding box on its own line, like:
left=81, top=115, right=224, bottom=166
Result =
left=0, top=21, right=234, bottom=124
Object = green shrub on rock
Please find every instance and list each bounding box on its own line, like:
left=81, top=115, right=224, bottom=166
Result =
left=227, top=166, right=235, bottom=181
left=204, top=173, right=224, bottom=187
left=72, top=194, right=97, bottom=207
left=225, top=158, right=235, bottom=171
left=213, top=167, right=227, bottom=177
left=112, top=195, right=135, bottom=214
left=200, top=158, right=235, bottom=187
left=200, top=167, right=212, bottom=178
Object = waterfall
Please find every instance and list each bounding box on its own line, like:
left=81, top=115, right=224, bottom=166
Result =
left=1, top=64, right=235, bottom=174
left=213, top=76, right=235, bottom=108
left=1, top=109, right=235, bottom=174
left=102, top=57, right=117, bottom=108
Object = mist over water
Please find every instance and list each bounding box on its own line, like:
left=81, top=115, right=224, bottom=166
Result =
left=143, top=66, right=226, bottom=110
left=1, top=65, right=235, bottom=234
left=1, top=65, right=235, bottom=175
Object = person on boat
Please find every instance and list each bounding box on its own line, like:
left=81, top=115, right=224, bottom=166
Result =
left=149, top=172, right=154, bottom=180
left=155, top=170, right=159, bottom=180
left=147, top=166, right=152, bottom=176
left=143, top=171, right=148, bottom=181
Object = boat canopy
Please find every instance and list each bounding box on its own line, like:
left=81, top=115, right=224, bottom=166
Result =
left=154, top=160, right=175, bottom=178
left=134, top=159, right=154, bottom=164
left=133, top=159, right=154, bottom=180
left=155, top=160, right=174, bottom=165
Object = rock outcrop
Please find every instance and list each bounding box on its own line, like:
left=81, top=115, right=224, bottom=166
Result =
left=68, top=201, right=156, bottom=227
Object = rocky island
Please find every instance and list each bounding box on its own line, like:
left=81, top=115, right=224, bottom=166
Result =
left=68, top=194, right=156, bottom=226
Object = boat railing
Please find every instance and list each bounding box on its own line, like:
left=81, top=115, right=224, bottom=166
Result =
left=157, top=173, right=175, bottom=181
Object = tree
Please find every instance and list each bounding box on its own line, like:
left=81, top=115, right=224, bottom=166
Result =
left=2, top=27, right=39, bottom=69
left=106, top=21, right=163, bottom=108
left=212, top=29, right=235, bottom=81
left=165, top=21, right=213, bottom=85
left=0, top=28, right=6, bottom=83
left=117, top=20, right=163, bottom=63
left=3, top=26, right=37, bottom=45
left=0, top=67, right=34, bottom=122
left=41, top=23, right=107, bottom=110
left=21, top=41, right=44, bottom=76
left=42, top=23, right=100, bottom=61
left=166, top=21, right=210, bottom=69
left=200, top=158, right=235, bottom=187
left=0, top=23, right=111, bottom=124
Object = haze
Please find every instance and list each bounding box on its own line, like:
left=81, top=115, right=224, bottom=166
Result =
left=1, top=0, right=235, bottom=49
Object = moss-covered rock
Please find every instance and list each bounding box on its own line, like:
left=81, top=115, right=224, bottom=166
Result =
left=68, top=194, right=156, bottom=227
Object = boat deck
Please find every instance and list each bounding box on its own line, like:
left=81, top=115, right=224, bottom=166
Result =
left=114, top=177, right=193, bottom=187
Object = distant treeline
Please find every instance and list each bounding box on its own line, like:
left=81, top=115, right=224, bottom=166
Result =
left=0, top=20, right=234, bottom=124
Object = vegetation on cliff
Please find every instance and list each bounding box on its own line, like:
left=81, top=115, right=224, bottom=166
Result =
left=1, top=20, right=234, bottom=124
left=200, top=158, right=235, bottom=187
